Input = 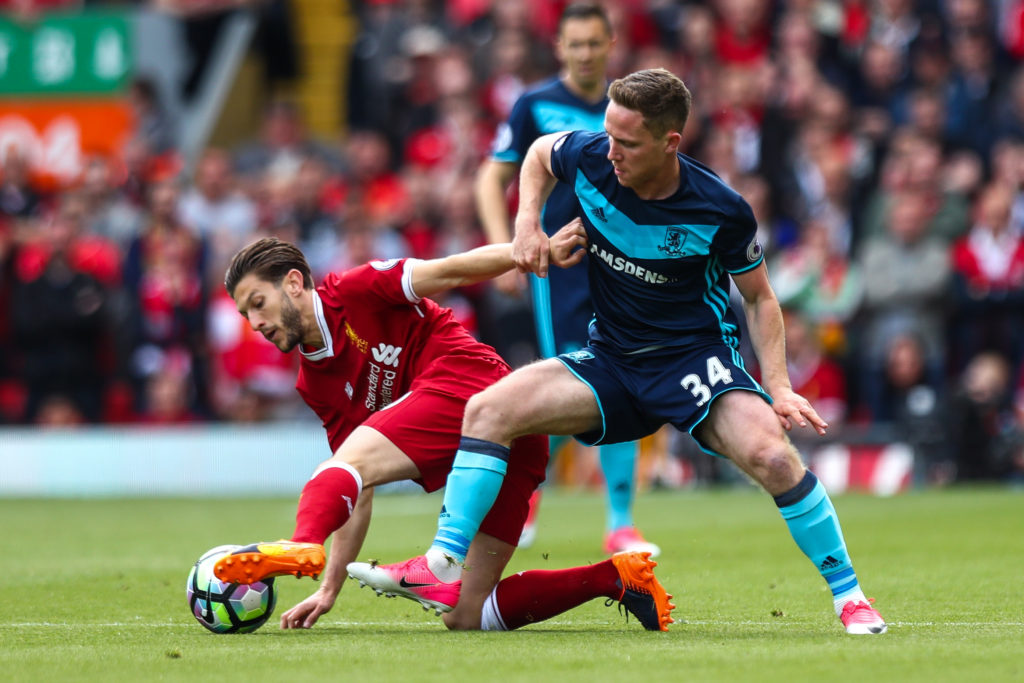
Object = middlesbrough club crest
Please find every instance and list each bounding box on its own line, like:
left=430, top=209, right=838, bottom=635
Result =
left=658, top=227, right=687, bottom=256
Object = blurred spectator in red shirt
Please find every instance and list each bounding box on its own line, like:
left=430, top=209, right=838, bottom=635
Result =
left=124, top=178, right=209, bottom=416
left=10, top=197, right=117, bottom=422
left=343, top=129, right=409, bottom=234
left=783, top=307, right=849, bottom=430
left=476, top=28, right=540, bottom=125
left=949, top=182, right=1024, bottom=373
left=207, top=285, right=298, bottom=421
left=712, top=0, right=772, bottom=67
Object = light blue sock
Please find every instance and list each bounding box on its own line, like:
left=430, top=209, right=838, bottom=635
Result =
left=429, top=437, right=509, bottom=563
left=775, top=470, right=863, bottom=603
left=599, top=441, right=637, bottom=532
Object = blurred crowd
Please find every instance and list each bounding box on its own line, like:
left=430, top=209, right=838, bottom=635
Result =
left=1, top=0, right=1023, bottom=482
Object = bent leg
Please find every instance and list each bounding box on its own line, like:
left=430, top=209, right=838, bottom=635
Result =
left=215, top=426, right=421, bottom=585
left=462, top=357, right=602, bottom=444
left=293, top=426, right=421, bottom=544
left=431, top=360, right=599, bottom=567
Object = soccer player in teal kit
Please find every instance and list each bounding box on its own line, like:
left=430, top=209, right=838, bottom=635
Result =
left=357, top=69, right=887, bottom=635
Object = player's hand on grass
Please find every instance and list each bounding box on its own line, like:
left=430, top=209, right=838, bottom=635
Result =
left=770, top=387, right=829, bottom=436
left=550, top=218, right=589, bottom=269
left=280, top=588, right=337, bottom=629
left=512, top=216, right=550, bottom=277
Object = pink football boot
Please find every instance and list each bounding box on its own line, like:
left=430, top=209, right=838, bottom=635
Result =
left=346, top=555, right=461, bottom=615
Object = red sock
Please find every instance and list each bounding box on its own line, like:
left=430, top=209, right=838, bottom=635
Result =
left=291, top=465, right=361, bottom=544
left=492, top=559, right=622, bottom=630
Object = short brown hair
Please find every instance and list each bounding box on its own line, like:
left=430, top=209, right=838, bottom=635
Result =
left=559, top=3, right=613, bottom=37
left=224, top=237, right=314, bottom=297
left=608, top=68, right=692, bottom=138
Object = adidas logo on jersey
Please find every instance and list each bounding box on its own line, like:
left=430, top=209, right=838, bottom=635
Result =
left=591, top=207, right=608, bottom=222
left=372, top=343, right=403, bottom=367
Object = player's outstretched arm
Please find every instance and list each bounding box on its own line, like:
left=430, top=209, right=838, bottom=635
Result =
left=732, top=265, right=828, bottom=436
left=513, top=133, right=564, bottom=278
left=280, top=487, right=375, bottom=629
left=412, top=223, right=585, bottom=300
left=410, top=243, right=515, bottom=299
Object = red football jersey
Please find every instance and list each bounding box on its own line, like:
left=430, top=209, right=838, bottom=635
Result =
left=295, top=258, right=507, bottom=452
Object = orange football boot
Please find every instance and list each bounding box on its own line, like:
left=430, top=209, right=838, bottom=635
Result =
left=213, top=540, right=325, bottom=585
left=609, top=551, right=676, bottom=631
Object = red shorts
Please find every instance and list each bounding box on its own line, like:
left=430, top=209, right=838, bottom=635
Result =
left=362, top=354, right=548, bottom=546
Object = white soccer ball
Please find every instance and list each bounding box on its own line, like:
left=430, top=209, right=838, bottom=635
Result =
left=186, top=545, right=277, bottom=634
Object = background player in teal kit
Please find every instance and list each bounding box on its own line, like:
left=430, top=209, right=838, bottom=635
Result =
left=356, top=68, right=888, bottom=635
left=475, top=2, right=658, bottom=556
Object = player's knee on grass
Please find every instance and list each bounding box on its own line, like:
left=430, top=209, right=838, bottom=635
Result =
left=442, top=604, right=484, bottom=631
left=444, top=533, right=513, bottom=631
left=443, top=583, right=491, bottom=630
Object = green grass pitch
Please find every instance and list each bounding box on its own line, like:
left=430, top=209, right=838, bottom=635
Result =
left=1, top=486, right=1021, bottom=682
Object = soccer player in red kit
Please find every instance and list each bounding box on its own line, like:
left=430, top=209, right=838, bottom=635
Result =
left=212, top=235, right=674, bottom=632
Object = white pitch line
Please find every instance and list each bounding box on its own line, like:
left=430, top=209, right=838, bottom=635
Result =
left=679, top=620, right=1024, bottom=628
left=0, top=621, right=440, bottom=628
left=2, top=620, right=1023, bottom=628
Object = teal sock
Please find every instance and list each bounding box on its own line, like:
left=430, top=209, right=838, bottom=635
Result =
left=599, top=441, right=637, bottom=531
left=429, top=437, right=509, bottom=563
left=775, top=470, right=862, bottom=602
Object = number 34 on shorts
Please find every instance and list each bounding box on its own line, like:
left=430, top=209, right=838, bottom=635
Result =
left=680, top=355, right=736, bottom=407
left=554, top=344, right=769, bottom=446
